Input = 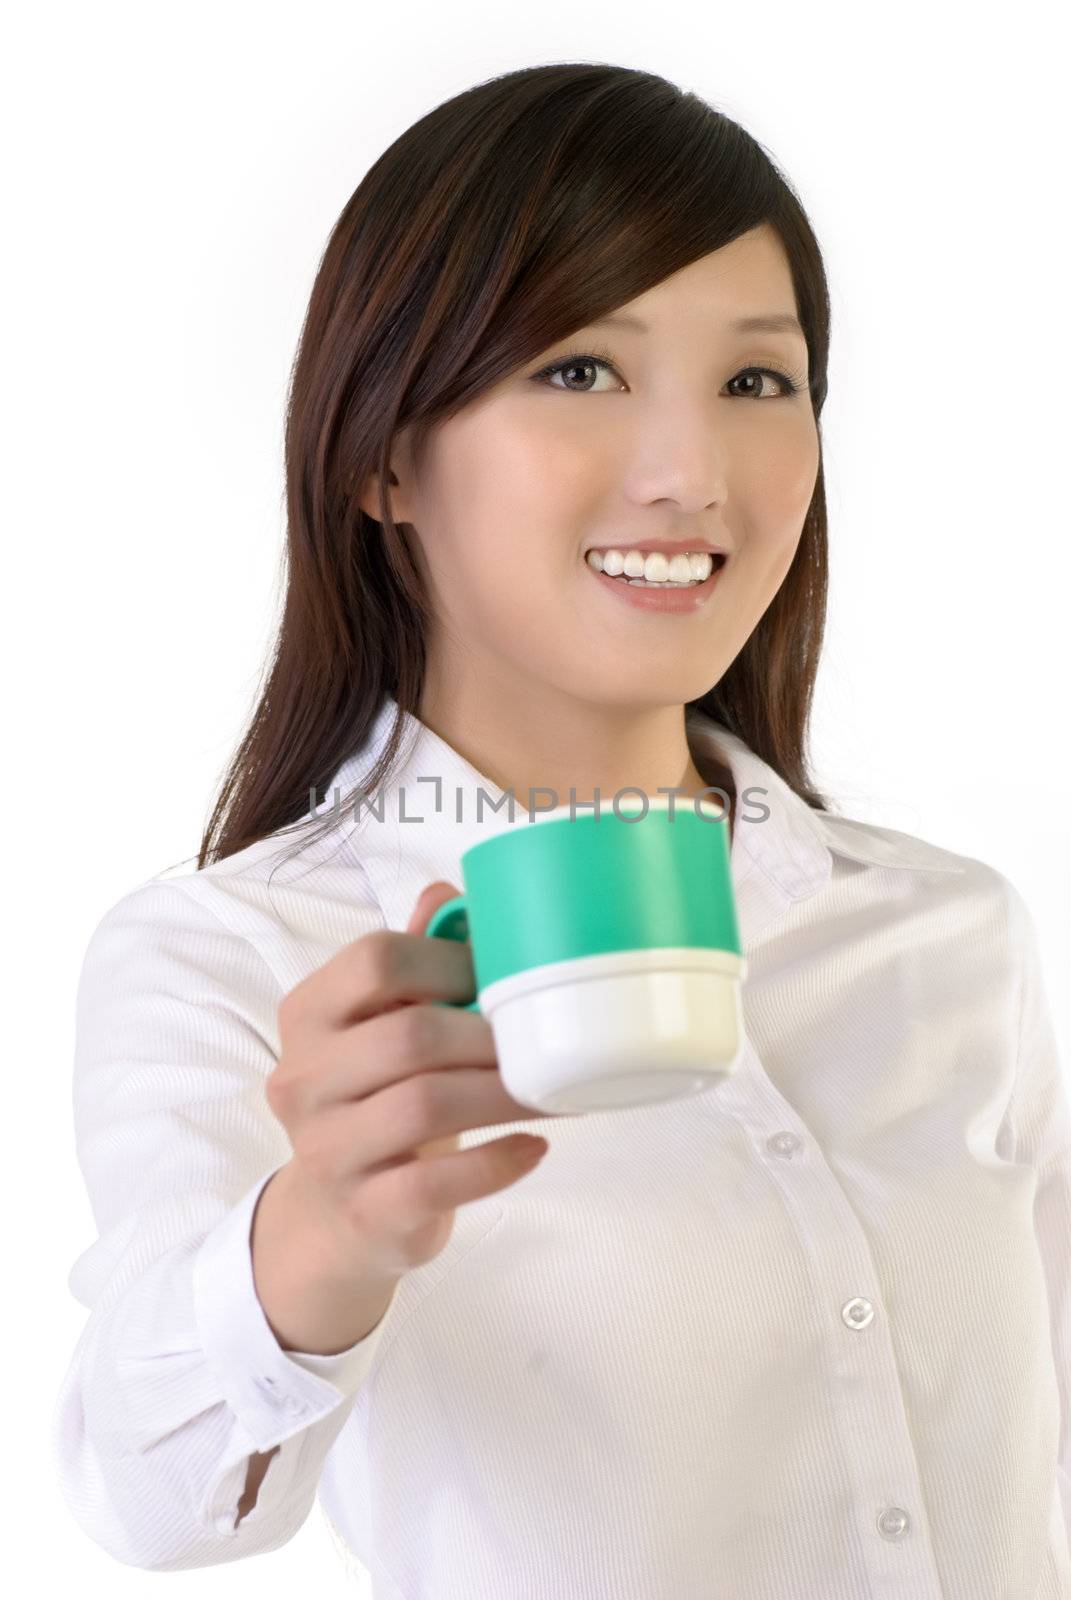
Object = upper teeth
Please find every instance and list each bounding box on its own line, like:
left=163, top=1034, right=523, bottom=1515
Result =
left=585, top=549, right=715, bottom=582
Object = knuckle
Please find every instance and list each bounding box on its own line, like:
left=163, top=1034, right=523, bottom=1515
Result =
left=394, top=1071, right=441, bottom=1145
left=293, top=1120, right=333, bottom=1183
left=265, top=1068, right=289, bottom=1115
left=357, top=928, right=403, bottom=997
left=398, top=1158, right=439, bottom=1217
left=341, top=1179, right=398, bottom=1250
left=337, top=1187, right=368, bottom=1238
left=266, top=1050, right=313, bottom=1118
left=391, top=1001, right=440, bottom=1068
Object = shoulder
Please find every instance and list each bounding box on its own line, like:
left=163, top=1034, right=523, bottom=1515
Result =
left=818, top=807, right=1031, bottom=925
left=84, top=814, right=385, bottom=999
left=817, top=807, right=1013, bottom=889
left=816, top=808, right=1037, bottom=958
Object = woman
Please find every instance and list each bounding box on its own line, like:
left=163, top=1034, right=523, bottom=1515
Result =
left=52, top=63, right=1069, bottom=1597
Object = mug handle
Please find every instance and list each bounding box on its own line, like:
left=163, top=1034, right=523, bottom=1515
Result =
left=423, top=894, right=481, bottom=1012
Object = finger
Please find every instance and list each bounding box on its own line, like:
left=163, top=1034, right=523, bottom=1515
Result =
left=353, top=1131, right=550, bottom=1238
left=319, top=1065, right=546, bottom=1170
left=306, top=1003, right=555, bottom=1122
left=303, top=1002, right=495, bottom=1108
left=281, top=920, right=476, bottom=1034
left=405, top=880, right=463, bottom=936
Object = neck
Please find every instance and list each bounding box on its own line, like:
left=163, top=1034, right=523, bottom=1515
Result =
left=415, top=682, right=735, bottom=843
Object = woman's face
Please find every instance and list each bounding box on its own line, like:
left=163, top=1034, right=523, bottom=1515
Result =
left=366, top=222, right=820, bottom=728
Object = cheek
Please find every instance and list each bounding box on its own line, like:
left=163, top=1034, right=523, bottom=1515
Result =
left=743, top=423, right=818, bottom=506
left=738, top=431, right=818, bottom=552
left=746, top=519, right=807, bottom=594
left=447, top=553, right=556, bottom=638
left=440, top=418, right=602, bottom=558
left=734, top=484, right=816, bottom=598
left=496, top=441, right=605, bottom=550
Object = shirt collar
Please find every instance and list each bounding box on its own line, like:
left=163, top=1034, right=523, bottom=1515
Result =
left=323, top=695, right=962, bottom=936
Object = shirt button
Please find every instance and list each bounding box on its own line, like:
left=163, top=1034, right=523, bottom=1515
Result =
left=283, top=1394, right=304, bottom=1417
left=841, top=1297, right=874, bottom=1329
left=877, top=1506, right=911, bottom=1540
left=766, top=1131, right=801, bottom=1159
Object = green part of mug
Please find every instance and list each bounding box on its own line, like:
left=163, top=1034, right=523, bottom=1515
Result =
left=423, top=801, right=739, bottom=1014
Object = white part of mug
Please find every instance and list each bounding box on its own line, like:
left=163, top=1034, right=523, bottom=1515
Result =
left=478, top=948, right=747, bottom=1114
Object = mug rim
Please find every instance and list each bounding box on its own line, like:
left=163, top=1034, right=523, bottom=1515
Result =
left=521, top=794, right=727, bottom=825
left=460, top=792, right=729, bottom=859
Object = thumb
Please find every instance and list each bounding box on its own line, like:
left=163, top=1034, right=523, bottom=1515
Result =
left=405, top=880, right=464, bottom=936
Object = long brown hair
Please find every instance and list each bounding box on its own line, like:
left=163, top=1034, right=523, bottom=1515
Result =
left=193, top=62, right=835, bottom=876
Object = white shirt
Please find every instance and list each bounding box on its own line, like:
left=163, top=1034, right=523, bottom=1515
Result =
left=52, top=696, right=1071, bottom=1597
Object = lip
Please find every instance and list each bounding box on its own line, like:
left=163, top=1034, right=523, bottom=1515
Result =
left=589, top=553, right=727, bottom=613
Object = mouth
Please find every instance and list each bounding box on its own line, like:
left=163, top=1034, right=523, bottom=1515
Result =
left=584, top=550, right=728, bottom=613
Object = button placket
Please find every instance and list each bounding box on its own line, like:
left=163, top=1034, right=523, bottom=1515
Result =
left=706, top=1058, right=946, bottom=1593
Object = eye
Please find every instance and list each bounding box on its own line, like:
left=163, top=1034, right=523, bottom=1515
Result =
left=726, top=368, right=802, bottom=400
left=530, top=348, right=807, bottom=399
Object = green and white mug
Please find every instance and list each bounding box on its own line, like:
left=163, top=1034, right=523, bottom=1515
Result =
left=425, top=795, right=746, bottom=1114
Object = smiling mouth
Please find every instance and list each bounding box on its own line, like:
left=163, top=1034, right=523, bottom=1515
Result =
left=584, top=551, right=728, bottom=614
left=585, top=551, right=728, bottom=588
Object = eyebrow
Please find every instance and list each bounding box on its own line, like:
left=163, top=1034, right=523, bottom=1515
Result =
left=589, top=311, right=806, bottom=339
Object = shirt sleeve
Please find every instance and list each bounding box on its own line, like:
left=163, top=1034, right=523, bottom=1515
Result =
left=50, top=878, right=394, bottom=1571
left=1008, top=883, right=1071, bottom=1542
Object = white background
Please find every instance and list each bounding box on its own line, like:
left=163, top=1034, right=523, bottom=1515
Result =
left=6, top=1, right=1068, bottom=1592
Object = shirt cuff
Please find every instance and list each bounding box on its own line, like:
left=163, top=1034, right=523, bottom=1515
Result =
left=192, top=1166, right=391, bottom=1455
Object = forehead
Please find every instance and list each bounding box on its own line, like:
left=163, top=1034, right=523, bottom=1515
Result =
left=613, top=227, right=795, bottom=325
